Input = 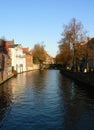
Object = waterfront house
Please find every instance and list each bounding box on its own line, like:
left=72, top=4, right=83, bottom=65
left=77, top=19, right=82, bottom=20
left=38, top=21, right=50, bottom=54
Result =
left=87, top=38, right=94, bottom=71
left=9, top=43, right=26, bottom=73
left=0, top=39, right=12, bottom=82
left=22, top=48, right=33, bottom=71
left=78, top=37, right=94, bottom=72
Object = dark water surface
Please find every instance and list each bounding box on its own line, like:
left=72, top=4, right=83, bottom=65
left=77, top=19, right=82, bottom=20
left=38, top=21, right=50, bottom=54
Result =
left=0, top=70, right=94, bottom=130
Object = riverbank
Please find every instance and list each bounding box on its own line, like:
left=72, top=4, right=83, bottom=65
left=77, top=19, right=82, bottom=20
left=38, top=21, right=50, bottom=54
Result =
left=0, top=64, right=40, bottom=85
left=0, top=73, right=14, bottom=85
left=60, top=69, right=94, bottom=87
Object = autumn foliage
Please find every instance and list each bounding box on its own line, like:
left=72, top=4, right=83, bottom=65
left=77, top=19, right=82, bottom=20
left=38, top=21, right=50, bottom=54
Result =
left=32, top=44, right=47, bottom=64
left=56, top=18, right=87, bottom=69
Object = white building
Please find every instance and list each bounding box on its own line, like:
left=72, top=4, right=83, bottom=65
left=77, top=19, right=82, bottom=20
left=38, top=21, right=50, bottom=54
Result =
left=9, top=44, right=26, bottom=73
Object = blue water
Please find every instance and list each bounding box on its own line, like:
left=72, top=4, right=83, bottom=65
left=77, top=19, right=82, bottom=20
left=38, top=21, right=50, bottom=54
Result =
left=0, top=70, right=94, bottom=130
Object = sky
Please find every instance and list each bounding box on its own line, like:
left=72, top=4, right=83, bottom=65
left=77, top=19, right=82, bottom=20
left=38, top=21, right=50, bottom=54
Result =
left=0, top=0, right=94, bottom=57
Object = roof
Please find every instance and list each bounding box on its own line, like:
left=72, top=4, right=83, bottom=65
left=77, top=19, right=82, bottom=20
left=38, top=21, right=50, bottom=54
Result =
left=87, top=37, right=94, bottom=47
left=22, top=48, right=31, bottom=55
left=6, top=39, right=14, bottom=46
left=22, top=48, right=29, bottom=51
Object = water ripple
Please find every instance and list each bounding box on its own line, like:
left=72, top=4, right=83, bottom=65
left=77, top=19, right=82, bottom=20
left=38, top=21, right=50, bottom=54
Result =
left=0, top=70, right=94, bottom=130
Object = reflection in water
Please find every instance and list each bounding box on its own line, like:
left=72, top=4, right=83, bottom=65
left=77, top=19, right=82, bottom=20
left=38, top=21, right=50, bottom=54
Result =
left=0, top=83, right=12, bottom=127
left=58, top=74, right=94, bottom=130
left=31, top=70, right=48, bottom=93
left=0, top=70, right=94, bottom=130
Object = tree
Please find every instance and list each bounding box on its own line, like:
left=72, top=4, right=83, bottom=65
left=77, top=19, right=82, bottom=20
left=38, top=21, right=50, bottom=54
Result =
left=55, top=53, right=63, bottom=64
left=32, top=43, right=46, bottom=64
left=58, top=42, right=72, bottom=65
left=61, top=18, right=87, bottom=44
left=58, top=18, right=87, bottom=71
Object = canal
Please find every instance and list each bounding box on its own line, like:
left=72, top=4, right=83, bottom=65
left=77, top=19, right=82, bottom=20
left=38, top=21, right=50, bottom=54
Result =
left=0, top=70, right=94, bottom=130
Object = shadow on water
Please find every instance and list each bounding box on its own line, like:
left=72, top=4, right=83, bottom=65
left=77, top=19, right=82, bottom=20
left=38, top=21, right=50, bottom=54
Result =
left=74, top=80, right=94, bottom=100
left=58, top=74, right=94, bottom=130
left=0, top=83, right=12, bottom=128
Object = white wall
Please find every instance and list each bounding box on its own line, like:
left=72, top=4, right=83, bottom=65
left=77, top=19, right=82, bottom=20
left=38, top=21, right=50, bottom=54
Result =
left=9, top=45, right=26, bottom=73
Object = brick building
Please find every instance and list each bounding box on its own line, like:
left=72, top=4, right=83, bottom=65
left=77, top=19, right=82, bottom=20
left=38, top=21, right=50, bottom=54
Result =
left=22, top=48, right=33, bottom=71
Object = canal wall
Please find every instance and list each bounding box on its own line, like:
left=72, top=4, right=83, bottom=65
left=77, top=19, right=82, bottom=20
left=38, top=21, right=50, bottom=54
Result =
left=0, top=64, right=40, bottom=85
left=60, top=69, right=94, bottom=87
left=0, top=71, right=14, bottom=85
left=32, top=64, right=40, bottom=70
left=17, top=64, right=40, bottom=73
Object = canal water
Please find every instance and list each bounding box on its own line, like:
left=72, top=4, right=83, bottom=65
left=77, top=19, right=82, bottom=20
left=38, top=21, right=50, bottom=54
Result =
left=0, top=70, right=94, bottom=130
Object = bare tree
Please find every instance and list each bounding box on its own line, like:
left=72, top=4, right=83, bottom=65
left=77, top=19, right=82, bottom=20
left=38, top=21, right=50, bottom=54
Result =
left=58, top=18, right=87, bottom=71
left=61, top=18, right=87, bottom=45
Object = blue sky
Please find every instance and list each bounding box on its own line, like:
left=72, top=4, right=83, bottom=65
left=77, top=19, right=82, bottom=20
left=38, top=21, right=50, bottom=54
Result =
left=0, top=0, right=94, bottom=57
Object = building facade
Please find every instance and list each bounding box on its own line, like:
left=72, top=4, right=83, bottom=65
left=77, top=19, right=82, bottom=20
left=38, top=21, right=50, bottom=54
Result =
left=0, top=39, right=12, bottom=82
left=22, top=48, right=33, bottom=71
left=9, top=44, right=26, bottom=73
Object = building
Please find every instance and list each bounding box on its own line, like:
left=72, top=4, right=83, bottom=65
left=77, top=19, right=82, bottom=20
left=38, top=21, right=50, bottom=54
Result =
left=79, top=37, right=94, bottom=72
left=87, top=38, right=94, bottom=71
left=9, top=44, right=26, bottom=73
left=22, top=48, right=33, bottom=71
left=0, top=39, right=12, bottom=82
